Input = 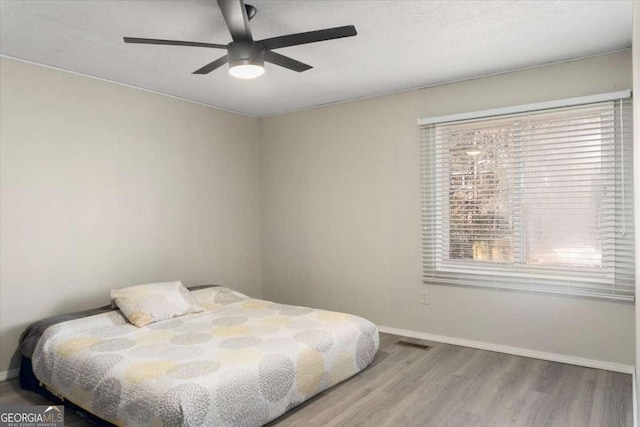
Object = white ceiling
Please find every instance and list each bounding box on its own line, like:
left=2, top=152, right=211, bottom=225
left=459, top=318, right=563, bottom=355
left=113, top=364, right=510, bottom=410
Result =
left=0, top=1, right=632, bottom=117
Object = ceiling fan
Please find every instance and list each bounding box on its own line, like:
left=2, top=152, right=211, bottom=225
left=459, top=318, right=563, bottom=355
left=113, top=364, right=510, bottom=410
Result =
left=123, top=0, right=357, bottom=79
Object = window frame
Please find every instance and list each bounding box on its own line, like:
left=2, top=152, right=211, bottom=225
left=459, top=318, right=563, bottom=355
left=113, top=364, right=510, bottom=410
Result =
left=419, top=91, right=634, bottom=301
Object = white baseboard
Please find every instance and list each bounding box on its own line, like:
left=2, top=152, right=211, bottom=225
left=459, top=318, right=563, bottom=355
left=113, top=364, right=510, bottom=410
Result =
left=378, top=325, right=635, bottom=375
left=0, top=368, right=19, bottom=382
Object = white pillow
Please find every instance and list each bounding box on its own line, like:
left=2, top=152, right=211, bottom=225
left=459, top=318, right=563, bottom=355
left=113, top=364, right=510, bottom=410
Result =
left=111, top=281, right=203, bottom=327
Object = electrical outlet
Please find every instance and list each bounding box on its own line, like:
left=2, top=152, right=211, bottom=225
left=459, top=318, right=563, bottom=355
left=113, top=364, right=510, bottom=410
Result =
left=420, top=289, right=429, bottom=305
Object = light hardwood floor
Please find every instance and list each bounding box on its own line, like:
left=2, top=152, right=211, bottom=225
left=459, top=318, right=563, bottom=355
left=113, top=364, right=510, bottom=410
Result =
left=0, top=333, right=632, bottom=426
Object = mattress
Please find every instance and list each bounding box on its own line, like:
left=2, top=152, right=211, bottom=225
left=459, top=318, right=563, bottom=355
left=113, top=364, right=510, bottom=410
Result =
left=30, top=287, right=379, bottom=427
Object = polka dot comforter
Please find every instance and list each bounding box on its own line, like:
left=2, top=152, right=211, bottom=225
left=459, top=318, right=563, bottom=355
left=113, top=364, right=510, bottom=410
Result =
left=31, top=287, right=379, bottom=427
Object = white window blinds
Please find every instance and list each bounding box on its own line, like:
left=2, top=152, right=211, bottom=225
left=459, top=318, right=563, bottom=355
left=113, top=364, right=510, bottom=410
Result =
left=420, top=95, right=634, bottom=300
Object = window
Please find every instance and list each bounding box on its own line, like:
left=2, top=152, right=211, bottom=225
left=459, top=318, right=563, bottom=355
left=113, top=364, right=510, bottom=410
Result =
left=420, top=94, right=634, bottom=300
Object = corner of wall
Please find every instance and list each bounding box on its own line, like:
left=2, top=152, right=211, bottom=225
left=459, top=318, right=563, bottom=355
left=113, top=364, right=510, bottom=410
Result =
left=633, top=1, right=640, bottom=425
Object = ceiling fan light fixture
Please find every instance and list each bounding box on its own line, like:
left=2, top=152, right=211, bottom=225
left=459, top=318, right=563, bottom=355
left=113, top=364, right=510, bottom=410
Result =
left=229, top=62, right=264, bottom=79
left=227, top=43, right=265, bottom=79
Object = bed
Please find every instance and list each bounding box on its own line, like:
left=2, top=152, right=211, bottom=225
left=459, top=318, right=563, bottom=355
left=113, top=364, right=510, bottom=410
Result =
left=19, top=286, right=379, bottom=426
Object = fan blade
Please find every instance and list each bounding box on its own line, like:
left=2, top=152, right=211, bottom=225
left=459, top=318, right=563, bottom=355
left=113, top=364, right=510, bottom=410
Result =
left=192, top=55, right=229, bottom=74
left=264, top=51, right=312, bottom=73
left=123, top=37, right=226, bottom=49
left=258, top=25, right=357, bottom=50
left=217, top=0, right=253, bottom=42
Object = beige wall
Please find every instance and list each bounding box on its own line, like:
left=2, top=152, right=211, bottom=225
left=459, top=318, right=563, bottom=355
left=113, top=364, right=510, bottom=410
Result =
left=0, top=58, right=261, bottom=373
left=260, top=50, right=635, bottom=365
